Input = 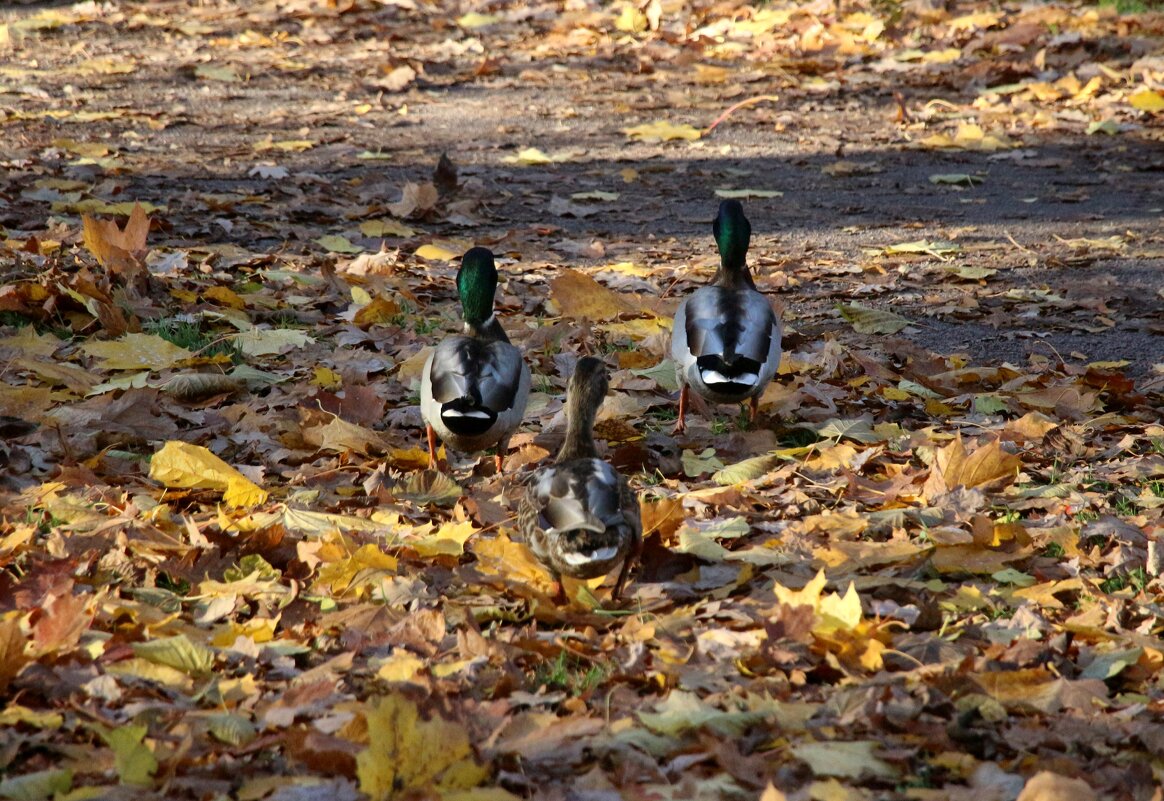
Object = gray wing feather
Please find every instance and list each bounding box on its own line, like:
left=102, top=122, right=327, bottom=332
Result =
left=682, top=286, right=776, bottom=364
left=428, top=336, right=525, bottom=413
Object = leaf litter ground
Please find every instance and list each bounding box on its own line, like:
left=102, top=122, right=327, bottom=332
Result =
left=0, top=1, right=1163, bottom=800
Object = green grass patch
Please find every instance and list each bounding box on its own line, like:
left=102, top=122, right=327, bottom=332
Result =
left=534, top=651, right=614, bottom=696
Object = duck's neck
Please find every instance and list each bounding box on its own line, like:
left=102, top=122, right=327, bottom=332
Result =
left=464, top=314, right=509, bottom=343
left=712, top=259, right=756, bottom=291
left=557, top=393, right=600, bottom=462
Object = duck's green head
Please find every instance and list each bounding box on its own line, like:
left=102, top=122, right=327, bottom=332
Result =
left=713, top=200, right=751, bottom=270
left=456, top=247, right=499, bottom=325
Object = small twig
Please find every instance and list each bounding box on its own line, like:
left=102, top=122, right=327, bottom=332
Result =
left=1003, top=230, right=1036, bottom=256
left=703, top=94, right=781, bottom=137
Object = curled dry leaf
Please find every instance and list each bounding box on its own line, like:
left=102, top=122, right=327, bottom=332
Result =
left=160, top=373, right=244, bottom=401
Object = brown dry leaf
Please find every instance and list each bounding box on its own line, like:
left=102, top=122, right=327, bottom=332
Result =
left=549, top=270, right=637, bottom=321
left=303, top=416, right=388, bottom=456
left=388, top=182, right=438, bottom=218
left=0, top=618, right=30, bottom=693
left=926, top=436, right=1021, bottom=496
left=1015, top=771, right=1098, bottom=801
left=31, top=591, right=92, bottom=656
left=81, top=202, right=150, bottom=287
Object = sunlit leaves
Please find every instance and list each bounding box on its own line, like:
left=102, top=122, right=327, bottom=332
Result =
left=388, top=182, right=438, bottom=218
left=96, top=724, right=159, bottom=786
left=415, top=243, right=459, bottom=260
left=149, top=440, right=269, bottom=507
left=550, top=269, right=637, bottom=320
left=790, top=741, right=898, bottom=780
left=624, top=121, right=701, bottom=143
left=501, top=147, right=579, bottom=165
left=230, top=327, right=314, bottom=357
left=714, top=188, right=783, bottom=199
left=82, top=334, right=192, bottom=371
left=0, top=769, right=73, bottom=800
left=3, top=1, right=1164, bottom=798
left=194, top=63, right=241, bottom=82
left=918, top=123, right=1013, bottom=151
left=355, top=695, right=488, bottom=800
left=132, top=634, right=215, bottom=677
left=315, top=235, right=363, bottom=254
left=882, top=239, right=961, bottom=257
left=1129, top=89, right=1164, bottom=113
left=927, top=435, right=1022, bottom=494
left=712, top=451, right=783, bottom=485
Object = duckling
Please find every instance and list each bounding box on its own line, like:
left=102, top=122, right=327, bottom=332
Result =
left=670, top=200, right=782, bottom=434
left=520, top=357, right=641, bottom=604
left=420, top=247, right=530, bottom=470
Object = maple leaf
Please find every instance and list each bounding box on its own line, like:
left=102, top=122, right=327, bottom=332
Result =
left=355, top=694, right=488, bottom=800
left=549, top=269, right=638, bottom=321
left=81, top=201, right=150, bottom=289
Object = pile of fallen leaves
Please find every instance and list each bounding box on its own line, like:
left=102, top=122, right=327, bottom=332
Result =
left=1, top=1, right=1164, bottom=800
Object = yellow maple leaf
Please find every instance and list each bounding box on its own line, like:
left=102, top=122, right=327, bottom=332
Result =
left=549, top=269, right=637, bottom=321
left=211, top=618, right=277, bottom=648
left=1129, top=89, right=1164, bottom=113
left=415, top=243, right=459, bottom=260
left=472, top=532, right=559, bottom=594
left=624, top=121, right=702, bottom=143
left=408, top=520, right=477, bottom=558
left=314, top=543, right=398, bottom=598
left=375, top=652, right=426, bottom=684
left=501, top=147, right=553, bottom=165
left=355, top=694, right=489, bottom=800
left=818, top=582, right=862, bottom=634
left=148, top=440, right=268, bottom=508
left=82, top=333, right=191, bottom=371
left=773, top=569, right=828, bottom=611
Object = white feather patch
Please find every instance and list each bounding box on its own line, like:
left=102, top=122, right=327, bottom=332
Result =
left=561, top=546, right=618, bottom=566
left=443, top=408, right=491, bottom=418
left=701, top=369, right=759, bottom=386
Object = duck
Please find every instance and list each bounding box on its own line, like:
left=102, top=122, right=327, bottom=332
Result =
left=669, top=200, right=781, bottom=434
left=520, top=357, right=642, bottom=604
left=420, top=247, right=531, bottom=471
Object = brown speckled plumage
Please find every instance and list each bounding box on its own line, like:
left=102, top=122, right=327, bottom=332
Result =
left=519, top=357, right=642, bottom=602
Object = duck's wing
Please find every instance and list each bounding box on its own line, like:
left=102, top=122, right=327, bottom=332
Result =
left=529, top=459, right=634, bottom=568
left=678, top=287, right=779, bottom=391
left=682, top=286, right=777, bottom=363
left=428, top=337, right=527, bottom=418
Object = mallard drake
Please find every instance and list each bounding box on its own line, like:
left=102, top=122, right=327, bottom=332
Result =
left=670, top=200, right=781, bottom=434
left=420, top=247, right=531, bottom=470
left=520, top=357, right=642, bottom=604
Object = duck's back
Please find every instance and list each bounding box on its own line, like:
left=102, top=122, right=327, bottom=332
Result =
left=679, top=285, right=777, bottom=365
left=524, top=458, right=637, bottom=579
left=428, top=336, right=524, bottom=411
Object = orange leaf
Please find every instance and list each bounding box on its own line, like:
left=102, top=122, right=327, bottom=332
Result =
left=550, top=269, right=637, bottom=321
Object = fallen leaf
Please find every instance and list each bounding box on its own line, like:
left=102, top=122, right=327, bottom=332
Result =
left=355, top=694, right=489, bottom=800
left=837, top=303, right=912, bottom=334
left=550, top=269, right=637, bottom=321
left=82, top=333, right=192, bottom=371
left=790, top=741, right=898, bottom=780
left=624, top=121, right=702, bottom=142
left=149, top=440, right=269, bottom=507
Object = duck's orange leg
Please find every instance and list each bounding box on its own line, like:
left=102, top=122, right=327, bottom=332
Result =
left=426, top=424, right=439, bottom=469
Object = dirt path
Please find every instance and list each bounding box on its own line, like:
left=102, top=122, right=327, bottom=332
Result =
left=3, top=1, right=1162, bottom=377
left=1, top=2, right=1163, bottom=800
